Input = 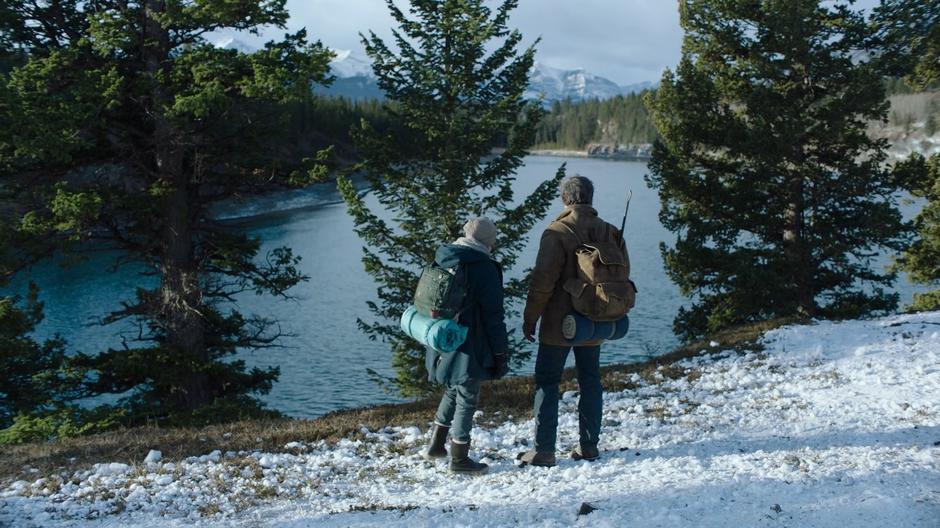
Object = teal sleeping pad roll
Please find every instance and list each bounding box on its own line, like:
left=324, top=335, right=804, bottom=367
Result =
left=400, top=305, right=469, bottom=353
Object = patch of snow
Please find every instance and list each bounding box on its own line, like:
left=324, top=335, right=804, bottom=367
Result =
left=93, top=463, right=131, bottom=477
left=143, top=450, right=161, bottom=465
left=2, top=312, right=938, bottom=527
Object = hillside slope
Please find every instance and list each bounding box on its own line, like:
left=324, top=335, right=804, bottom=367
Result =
left=1, top=312, right=938, bottom=527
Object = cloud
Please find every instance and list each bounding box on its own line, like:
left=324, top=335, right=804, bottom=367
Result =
left=247, top=0, right=885, bottom=86
left=259, top=0, right=676, bottom=85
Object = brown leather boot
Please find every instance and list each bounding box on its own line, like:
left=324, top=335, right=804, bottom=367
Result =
left=422, top=424, right=449, bottom=460
left=517, top=449, right=557, bottom=467
left=571, top=443, right=600, bottom=462
left=449, top=440, right=488, bottom=474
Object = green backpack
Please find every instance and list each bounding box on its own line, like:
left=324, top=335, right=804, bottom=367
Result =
left=413, top=263, right=469, bottom=320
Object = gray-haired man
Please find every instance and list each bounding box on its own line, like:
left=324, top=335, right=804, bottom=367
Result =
left=518, top=175, right=630, bottom=467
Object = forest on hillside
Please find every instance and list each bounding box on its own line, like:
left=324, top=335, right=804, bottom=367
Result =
left=278, top=77, right=939, bottom=157
left=532, top=93, right=658, bottom=149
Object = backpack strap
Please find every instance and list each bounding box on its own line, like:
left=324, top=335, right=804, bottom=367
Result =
left=555, top=220, right=586, bottom=246
left=453, top=262, right=471, bottom=322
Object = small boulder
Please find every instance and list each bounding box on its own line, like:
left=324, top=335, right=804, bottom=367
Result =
left=578, top=502, right=597, bottom=516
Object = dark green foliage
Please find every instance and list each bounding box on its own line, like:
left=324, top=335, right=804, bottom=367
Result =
left=872, top=0, right=940, bottom=91
left=281, top=95, right=401, bottom=162
left=340, top=0, right=563, bottom=396
left=647, top=0, right=908, bottom=341
left=894, top=153, right=940, bottom=311
left=0, top=284, right=75, bottom=431
left=0, top=190, right=81, bottom=436
left=534, top=93, right=657, bottom=150
left=0, top=1, right=334, bottom=432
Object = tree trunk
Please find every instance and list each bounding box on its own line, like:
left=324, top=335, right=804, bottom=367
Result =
left=144, top=0, right=210, bottom=409
left=783, top=172, right=816, bottom=317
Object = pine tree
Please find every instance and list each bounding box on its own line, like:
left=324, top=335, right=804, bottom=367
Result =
left=894, top=153, right=940, bottom=311
left=646, top=0, right=909, bottom=340
left=872, top=0, right=940, bottom=91
left=0, top=221, right=74, bottom=430
left=1, top=1, right=334, bottom=426
left=340, top=0, right=563, bottom=396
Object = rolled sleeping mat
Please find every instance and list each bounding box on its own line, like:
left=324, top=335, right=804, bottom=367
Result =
left=400, top=305, right=469, bottom=353
left=561, top=313, right=630, bottom=344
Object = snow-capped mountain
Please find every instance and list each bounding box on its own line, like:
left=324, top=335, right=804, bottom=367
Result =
left=210, top=36, right=655, bottom=103
left=329, top=49, right=374, bottom=79
left=212, top=36, right=255, bottom=54
left=527, top=62, right=619, bottom=101
left=319, top=49, right=386, bottom=99
left=328, top=53, right=657, bottom=103
left=526, top=62, right=655, bottom=103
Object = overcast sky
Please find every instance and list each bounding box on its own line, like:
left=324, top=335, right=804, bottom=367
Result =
left=247, top=0, right=883, bottom=86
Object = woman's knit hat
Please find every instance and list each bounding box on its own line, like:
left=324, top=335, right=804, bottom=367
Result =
left=463, top=217, right=498, bottom=247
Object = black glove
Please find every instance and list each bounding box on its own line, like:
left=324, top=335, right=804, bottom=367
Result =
left=493, top=353, right=510, bottom=379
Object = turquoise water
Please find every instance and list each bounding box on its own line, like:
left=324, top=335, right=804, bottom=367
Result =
left=8, top=156, right=923, bottom=417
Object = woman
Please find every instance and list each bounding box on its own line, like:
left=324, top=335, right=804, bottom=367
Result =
left=422, top=217, right=510, bottom=474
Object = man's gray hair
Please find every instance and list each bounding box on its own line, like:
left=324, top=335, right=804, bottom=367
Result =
left=560, top=175, right=594, bottom=205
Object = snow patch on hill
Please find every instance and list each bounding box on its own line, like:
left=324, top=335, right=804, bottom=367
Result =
left=2, top=312, right=938, bottom=527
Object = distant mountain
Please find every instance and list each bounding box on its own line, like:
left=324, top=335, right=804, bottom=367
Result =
left=317, top=49, right=386, bottom=100
left=211, top=37, right=655, bottom=103
left=212, top=36, right=255, bottom=54
left=328, top=49, right=374, bottom=78
left=526, top=62, right=655, bottom=104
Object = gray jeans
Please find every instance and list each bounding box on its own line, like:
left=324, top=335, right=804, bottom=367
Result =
left=432, top=378, right=481, bottom=443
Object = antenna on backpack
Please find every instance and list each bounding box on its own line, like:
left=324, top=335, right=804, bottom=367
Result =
left=619, top=189, right=633, bottom=236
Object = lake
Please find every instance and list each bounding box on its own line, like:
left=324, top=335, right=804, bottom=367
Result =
left=10, top=156, right=924, bottom=418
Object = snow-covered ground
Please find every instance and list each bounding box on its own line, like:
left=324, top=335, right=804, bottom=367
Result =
left=2, top=312, right=939, bottom=527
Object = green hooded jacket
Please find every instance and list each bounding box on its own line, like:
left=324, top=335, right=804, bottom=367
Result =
left=425, top=243, right=509, bottom=385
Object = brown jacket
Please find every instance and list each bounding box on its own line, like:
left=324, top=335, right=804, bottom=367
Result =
left=524, top=204, right=630, bottom=346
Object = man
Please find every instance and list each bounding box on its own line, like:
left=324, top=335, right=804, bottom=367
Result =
left=423, top=217, right=510, bottom=474
left=518, top=175, right=629, bottom=467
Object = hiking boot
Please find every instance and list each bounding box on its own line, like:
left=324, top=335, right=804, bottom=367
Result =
left=571, top=444, right=600, bottom=462
left=422, top=424, right=449, bottom=460
left=449, top=440, right=488, bottom=474
left=516, top=449, right=556, bottom=467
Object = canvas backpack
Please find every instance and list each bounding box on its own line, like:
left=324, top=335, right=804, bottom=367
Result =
left=559, top=221, right=636, bottom=321
left=413, top=262, right=469, bottom=320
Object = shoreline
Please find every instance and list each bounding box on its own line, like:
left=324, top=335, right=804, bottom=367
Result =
left=529, top=148, right=652, bottom=162
left=212, top=152, right=651, bottom=223
left=528, top=148, right=590, bottom=158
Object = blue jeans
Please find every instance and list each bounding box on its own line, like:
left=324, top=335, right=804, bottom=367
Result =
left=533, top=344, right=602, bottom=453
left=433, top=378, right=481, bottom=443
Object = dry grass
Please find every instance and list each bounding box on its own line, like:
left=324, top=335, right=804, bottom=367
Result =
left=0, top=317, right=795, bottom=484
